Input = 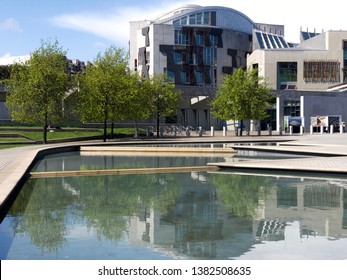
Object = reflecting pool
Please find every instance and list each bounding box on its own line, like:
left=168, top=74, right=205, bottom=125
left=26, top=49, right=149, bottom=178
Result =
left=30, top=150, right=311, bottom=172
left=1, top=166, right=347, bottom=259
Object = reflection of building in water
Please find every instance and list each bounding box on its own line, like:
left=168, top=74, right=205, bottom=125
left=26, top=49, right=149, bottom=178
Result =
left=129, top=172, right=254, bottom=259
left=129, top=173, right=347, bottom=259
left=255, top=219, right=286, bottom=242
left=253, top=179, right=347, bottom=242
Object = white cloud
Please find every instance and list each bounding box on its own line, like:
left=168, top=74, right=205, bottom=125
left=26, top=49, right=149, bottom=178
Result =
left=0, top=18, right=22, bottom=32
left=0, top=53, right=12, bottom=58
left=48, top=0, right=347, bottom=48
left=51, top=12, right=122, bottom=41
left=49, top=3, right=181, bottom=47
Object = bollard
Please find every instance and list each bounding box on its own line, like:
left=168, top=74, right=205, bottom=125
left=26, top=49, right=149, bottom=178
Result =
left=320, top=126, right=324, bottom=134
left=340, top=124, right=343, bottom=134
left=289, top=126, right=293, bottom=135
left=267, top=124, right=272, bottom=136
left=300, top=126, right=304, bottom=135
left=310, top=125, right=313, bottom=134
left=186, top=127, right=190, bottom=137
left=223, top=126, right=227, bottom=136
left=330, top=125, right=334, bottom=134
left=198, top=126, right=203, bottom=137
left=210, top=126, right=214, bottom=137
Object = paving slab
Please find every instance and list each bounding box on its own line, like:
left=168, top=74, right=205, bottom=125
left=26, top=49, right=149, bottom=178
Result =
left=208, top=156, right=347, bottom=174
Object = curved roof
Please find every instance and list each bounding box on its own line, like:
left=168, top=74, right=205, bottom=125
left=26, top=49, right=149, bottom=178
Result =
left=154, top=5, right=256, bottom=34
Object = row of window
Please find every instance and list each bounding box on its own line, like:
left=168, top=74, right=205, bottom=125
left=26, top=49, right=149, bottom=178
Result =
left=173, top=11, right=215, bottom=27
left=174, top=30, right=219, bottom=46
left=255, top=31, right=289, bottom=49
left=165, top=66, right=217, bottom=85
left=173, top=48, right=217, bottom=65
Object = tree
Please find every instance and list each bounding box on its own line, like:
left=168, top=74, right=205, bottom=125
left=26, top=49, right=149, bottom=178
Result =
left=211, top=67, right=274, bottom=135
left=5, top=39, right=71, bottom=143
left=78, top=46, right=129, bottom=142
left=117, top=73, right=154, bottom=137
left=144, top=74, right=181, bottom=138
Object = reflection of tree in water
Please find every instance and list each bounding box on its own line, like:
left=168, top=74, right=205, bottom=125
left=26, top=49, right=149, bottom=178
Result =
left=73, top=173, right=178, bottom=241
left=7, top=173, right=179, bottom=254
left=8, top=178, right=74, bottom=254
left=212, top=173, right=272, bottom=217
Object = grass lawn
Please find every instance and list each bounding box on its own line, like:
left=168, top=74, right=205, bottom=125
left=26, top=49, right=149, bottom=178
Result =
left=0, top=126, right=144, bottom=149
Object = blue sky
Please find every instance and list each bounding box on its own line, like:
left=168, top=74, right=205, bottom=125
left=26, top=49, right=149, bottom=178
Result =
left=1, top=0, right=346, bottom=61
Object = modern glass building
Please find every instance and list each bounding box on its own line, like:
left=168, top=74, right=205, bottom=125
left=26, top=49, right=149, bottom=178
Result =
left=130, top=4, right=347, bottom=133
left=129, top=5, right=285, bottom=129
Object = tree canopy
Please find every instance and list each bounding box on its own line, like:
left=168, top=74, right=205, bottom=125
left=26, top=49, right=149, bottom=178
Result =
left=78, top=46, right=130, bottom=141
left=211, top=67, right=274, bottom=125
left=5, top=39, right=71, bottom=143
left=78, top=46, right=181, bottom=140
left=143, top=73, right=181, bottom=137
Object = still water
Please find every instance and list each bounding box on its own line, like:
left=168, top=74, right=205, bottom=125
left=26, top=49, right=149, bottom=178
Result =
left=0, top=152, right=347, bottom=260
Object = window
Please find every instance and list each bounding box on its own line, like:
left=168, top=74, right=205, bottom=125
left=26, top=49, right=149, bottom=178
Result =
left=203, top=48, right=212, bottom=64
left=173, top=19, right=180, bottom=26
left=203, top=48, right=216, bottom=65
left=181, top=16, right=187, bottom=25
left=195, top=32, right=204, bottom=46
left=196, top=67, right=204, bottom=84
left=209, top=34, right=218, bottom=47
left=175, top=30, right=187, bottom=45
left=203, top=12, right=210, bottom=25
left=189, top=14, right=196, bottom=25
left=278, top=62, right=297, bottom=83
left=196, top=13, right=202, bottom=25
left=174, top=51, right=182, bottom=64
left=180, top=68, right=189, bottom=84
left=188, top=52, right=197, bottom=64
left=167, top=70, right=175, bottom=82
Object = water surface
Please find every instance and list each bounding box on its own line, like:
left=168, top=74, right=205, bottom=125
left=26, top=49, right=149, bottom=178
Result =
left=1, top=169, right=346, bottom=260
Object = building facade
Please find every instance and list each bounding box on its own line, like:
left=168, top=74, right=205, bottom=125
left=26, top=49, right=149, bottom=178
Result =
left=248, top=30, right=347, bottom=131
left=130, top=5, right=284, bottom=129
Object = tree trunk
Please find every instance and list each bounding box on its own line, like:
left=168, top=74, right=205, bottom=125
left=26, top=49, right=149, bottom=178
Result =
left=103, top=118, right=107, bottom=142
left=111, top=121, right=114, bottom=139
left=43, top=123, right=47, bottom=144
left=103, top=93, right=108, bottom=142
left=239, top=120, right=243, bottom=136
left=134, top=120, right=138, bottom=138
left=43, top=112, right=48, bottom=144
left=156, top=112, right=160, bottom=138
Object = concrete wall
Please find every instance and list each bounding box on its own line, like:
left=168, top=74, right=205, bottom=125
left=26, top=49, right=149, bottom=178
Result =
left=302, top=95, right=347, bottom=128
left=276, top=91, right=347, bottom=131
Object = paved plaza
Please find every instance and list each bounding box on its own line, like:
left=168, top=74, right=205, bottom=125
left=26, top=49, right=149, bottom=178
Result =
left=1, top=131, right=347, bottom=211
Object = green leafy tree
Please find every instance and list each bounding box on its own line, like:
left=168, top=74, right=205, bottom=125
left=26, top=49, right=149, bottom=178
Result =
left=145, top=74, right=181, bottom=138
left=78, top=46, right=129, bottom=142
left=115, top=73, right=153, bottom=137
left=211, top=67, right=274, bottom=135
left=5, top=39, right=71, bottom=143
